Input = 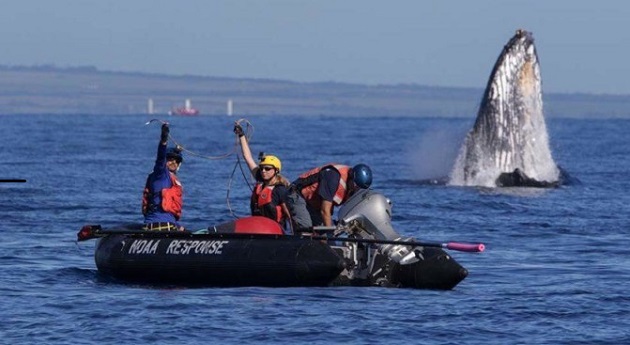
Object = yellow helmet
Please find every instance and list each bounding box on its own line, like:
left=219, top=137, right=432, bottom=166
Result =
left=259, top=155, right=282, bottom=172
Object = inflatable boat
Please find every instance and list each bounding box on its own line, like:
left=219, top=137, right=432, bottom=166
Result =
left=77, top=190, right=482, bottom=290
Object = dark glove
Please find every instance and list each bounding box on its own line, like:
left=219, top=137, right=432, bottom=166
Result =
left=161, top=124, right=169, bottom=142
left=233, top=124, right=244, bottom=137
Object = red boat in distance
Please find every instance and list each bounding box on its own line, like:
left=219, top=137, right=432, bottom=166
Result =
left=170, top=99, right=199, bottom=116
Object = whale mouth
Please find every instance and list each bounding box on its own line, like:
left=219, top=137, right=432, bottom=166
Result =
left=448, top=29, right=561, bottom=188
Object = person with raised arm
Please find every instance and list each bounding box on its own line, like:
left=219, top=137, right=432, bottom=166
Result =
left=234, top=123, right=292, bottom=233
left=142, top=123, right=184, bottom=231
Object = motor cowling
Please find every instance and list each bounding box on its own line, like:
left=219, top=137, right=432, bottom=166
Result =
left=337, top=189, right=418, bottom=264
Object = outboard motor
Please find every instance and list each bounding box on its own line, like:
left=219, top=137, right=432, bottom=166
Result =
left=337, top=189, right=418, bottom=264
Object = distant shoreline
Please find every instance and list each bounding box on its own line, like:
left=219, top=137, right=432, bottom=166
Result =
left=1, top=65, right=629, bottom=118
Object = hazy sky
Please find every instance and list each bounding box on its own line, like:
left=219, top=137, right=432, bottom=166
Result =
left=2, top=1, right=629, bottom=94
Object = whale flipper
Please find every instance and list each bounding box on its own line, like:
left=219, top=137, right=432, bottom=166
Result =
left=496, top=168, right=559, bottom=188
left=449, top=30, right=561, bottom=188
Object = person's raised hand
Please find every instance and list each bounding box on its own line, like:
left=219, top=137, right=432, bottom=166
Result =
left=233, top=123, right=244, bottom=137
left=161, top=123, right=169, bottom=142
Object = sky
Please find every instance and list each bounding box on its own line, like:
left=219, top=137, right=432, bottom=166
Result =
left=1, top=1, right=629, bottom=95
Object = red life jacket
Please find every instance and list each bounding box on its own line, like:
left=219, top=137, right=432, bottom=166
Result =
left=250, top=183, right=283, bottom=224
left=142, top=172, right=183, bottom=220
left=297, top=164, right=351, bottom=210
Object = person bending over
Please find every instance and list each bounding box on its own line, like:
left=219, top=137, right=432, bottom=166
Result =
left=286, top=163, right=372, bottom=231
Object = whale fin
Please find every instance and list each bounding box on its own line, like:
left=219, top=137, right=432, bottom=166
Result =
left=449, top=29, right=560, bottom=187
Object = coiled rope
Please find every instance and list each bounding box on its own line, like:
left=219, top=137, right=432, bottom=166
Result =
left=145, top=118, right=255, bottom=219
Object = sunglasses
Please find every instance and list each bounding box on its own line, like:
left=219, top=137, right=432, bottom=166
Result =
left=260, top=166, right=275, bottom=172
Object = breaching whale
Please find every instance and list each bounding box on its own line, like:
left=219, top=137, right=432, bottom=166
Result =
left=448, top=29, right=561, bottom=188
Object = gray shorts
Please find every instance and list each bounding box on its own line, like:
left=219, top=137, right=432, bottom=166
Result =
left=286, top=190, right=323, bottom=231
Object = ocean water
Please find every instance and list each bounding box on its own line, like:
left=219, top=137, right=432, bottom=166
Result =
left=1, top=114, right=629, bottom=344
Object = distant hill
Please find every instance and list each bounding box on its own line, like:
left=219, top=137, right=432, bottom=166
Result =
left=1, top=65, right=629, bottom=118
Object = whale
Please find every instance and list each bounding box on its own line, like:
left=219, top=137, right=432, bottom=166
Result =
left=448, top=29, right=561, bottom=188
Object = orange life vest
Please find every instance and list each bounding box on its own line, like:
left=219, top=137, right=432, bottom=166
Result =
left=250, top=183, right=283, bottom=224
left=142, top=172, right=183, bottom=220
left=296, top=164, right=351, bottom=210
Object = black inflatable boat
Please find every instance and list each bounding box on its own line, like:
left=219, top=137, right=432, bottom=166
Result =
left=78, top=190, right=481, bottom=290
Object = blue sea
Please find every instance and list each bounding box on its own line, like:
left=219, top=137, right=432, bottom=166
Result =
left=1, top=114, right=629, bottom=344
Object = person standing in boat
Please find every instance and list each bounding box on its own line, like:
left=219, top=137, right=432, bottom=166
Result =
left=234, top=123, right=292, bottom=233
left=142, top=123, right=184, bottom=231
left=286, top=163, right=372, bottom=231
